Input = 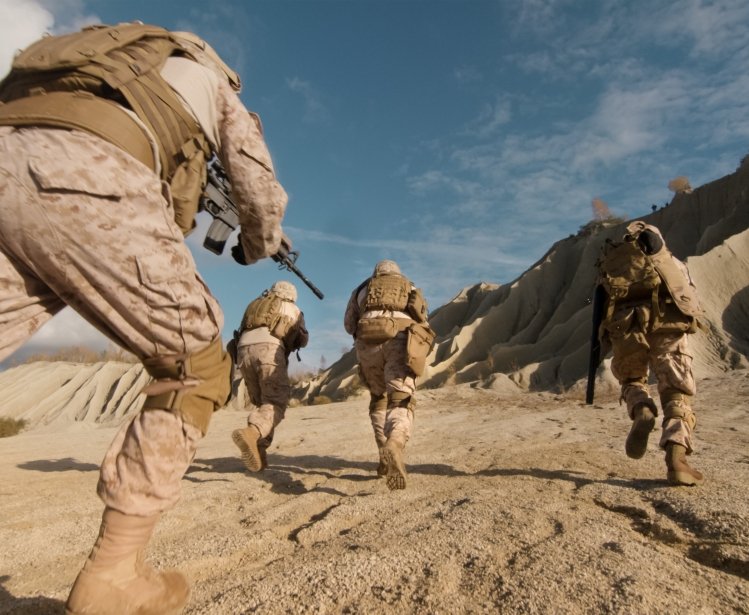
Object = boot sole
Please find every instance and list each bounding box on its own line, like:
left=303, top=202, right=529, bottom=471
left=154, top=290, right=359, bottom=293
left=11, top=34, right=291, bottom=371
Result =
left=232, top=430, right=263, bottom=472
left=382, top=445, right=407, bottom=491
left=667, top=470, right=704, bottom=486
left=625, top=414, right=656, bottom=459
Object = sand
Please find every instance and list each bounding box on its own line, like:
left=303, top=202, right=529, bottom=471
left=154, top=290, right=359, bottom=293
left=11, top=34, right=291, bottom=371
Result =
left=1, top=372, right=747, bottom=614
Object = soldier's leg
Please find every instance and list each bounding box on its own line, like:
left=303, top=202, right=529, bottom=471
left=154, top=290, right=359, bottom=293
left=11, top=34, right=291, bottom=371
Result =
left=382, top=333, right=416, bottom=491
left=650, top=333, right=702, bottom=485
left=368, top=394, right=388, bottom=476
left=356, top=339, right=388, bottom=471
left=233, top=342, right=289, bottom=472
left=0, top=128, right=231, bottom=614
left=0, top=249, right=66, bottom=362
left=611, top=332, right=658, bottom=459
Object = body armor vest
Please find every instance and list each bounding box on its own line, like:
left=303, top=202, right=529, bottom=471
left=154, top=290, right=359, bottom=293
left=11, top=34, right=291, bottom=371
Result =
left=598, top=239, right=660, bottom=302
left=363, top=273, right=411, bottom=312
left=0, top=23, right=214, bottom=234
left=598, top=237, right=701, bottom=331
left=240, top=292, right=301, bottom=349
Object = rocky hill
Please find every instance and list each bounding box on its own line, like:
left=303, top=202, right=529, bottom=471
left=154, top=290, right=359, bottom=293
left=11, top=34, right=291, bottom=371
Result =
left=300, top=162, right=749, bottom=402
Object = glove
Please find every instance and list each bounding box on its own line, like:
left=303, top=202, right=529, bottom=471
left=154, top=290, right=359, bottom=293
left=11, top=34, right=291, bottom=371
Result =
left=231, top=241, right=249, bottom=265
left=637, top=229, right=664, bottom=255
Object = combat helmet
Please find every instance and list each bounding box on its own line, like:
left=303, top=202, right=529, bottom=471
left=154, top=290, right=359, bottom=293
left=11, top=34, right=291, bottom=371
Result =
left=271, top=280, right=297, bottom=302
left=373, top=259, right=401, bottom=276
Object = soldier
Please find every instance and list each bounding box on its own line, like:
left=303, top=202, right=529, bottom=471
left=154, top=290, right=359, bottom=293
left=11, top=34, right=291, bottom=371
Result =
left=344, top=260, right=434, bottom=491
left=0, top=23, right=288, bottom=614
left=597, top=221, right=704, bottom=486
left=231, top=280, right=309, bottom=471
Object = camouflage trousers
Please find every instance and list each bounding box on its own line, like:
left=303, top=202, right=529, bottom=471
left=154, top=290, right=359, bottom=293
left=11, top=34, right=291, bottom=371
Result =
left=611, top=328, right=697, bottom=452
left=0, top=126, right=224, bottom=515
left=237, top=341, right=290, bottom=445
left=356, top=331, right=416, bottom=445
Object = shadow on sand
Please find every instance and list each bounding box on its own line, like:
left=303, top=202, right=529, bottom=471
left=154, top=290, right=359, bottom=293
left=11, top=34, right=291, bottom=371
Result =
left=17, top=458, right=99, bottom=473
left=0, top=575, right=64, bottom=615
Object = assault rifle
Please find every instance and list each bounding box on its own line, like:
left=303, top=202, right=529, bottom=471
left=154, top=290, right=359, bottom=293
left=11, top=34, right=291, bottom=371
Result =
left=585, top=284, right=607, bottom=404
left=200, top=155, right=324, bottom=300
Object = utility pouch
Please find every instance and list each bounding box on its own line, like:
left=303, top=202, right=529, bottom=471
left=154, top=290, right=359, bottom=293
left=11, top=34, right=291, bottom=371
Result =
left=406, top=321, right=436, bottom=376
left=406, top=288, right=428, bottom=323
left=356, top=317, right=407, bottom=344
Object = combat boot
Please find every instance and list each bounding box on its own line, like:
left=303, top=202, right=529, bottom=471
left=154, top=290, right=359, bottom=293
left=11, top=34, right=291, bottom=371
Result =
left=625, top=403, right=656, bottom=459
left=65, top=508, right=189, bottom=615
left=383, top=435, right=407, bottom=491
left=665, top=443, right=704, bottom=486
left=232, top=425, right=264, bottom=472
left=258, top=444, right=269, bottom=470
left=376, top=446, right=388, bottom=477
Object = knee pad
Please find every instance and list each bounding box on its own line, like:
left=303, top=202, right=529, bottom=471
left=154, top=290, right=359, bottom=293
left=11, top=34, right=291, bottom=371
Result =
left=663, top=398, right=696, bottom=431
left=141, top=337, right=232, bottom=435
left=369, top=393, right=387, bottom=414
left=388, top=391, right=415, bottom=411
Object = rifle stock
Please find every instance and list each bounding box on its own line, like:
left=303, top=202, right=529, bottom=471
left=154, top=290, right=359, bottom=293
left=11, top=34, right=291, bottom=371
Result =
left=586, top=284, right=607, bottom=404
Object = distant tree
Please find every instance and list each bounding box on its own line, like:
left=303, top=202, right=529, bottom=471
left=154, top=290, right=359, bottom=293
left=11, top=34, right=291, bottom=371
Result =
left=591, top=197, right=613, bottom=221
left=668, top=176, right=692, bottom=194
left=319, top=355, right=327, bottom=373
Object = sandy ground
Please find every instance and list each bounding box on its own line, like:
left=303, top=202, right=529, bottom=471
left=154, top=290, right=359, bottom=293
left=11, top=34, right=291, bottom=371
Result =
left=1, top=372, right=748, bottom=615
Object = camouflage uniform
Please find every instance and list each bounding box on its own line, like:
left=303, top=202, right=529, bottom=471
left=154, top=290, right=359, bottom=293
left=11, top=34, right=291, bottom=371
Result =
left=0, top=24, right=288, bottom=614
left=599, top=221, right=703, bottom=485
left=232, top=281, right=308, bottom=471
left=344, top=260, right=427, bottom=490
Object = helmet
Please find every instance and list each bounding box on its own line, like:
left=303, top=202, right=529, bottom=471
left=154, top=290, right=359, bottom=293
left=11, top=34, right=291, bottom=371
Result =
left=270, top=280, right=297, bottom=302
left=373, top=259, right=401, bottom=276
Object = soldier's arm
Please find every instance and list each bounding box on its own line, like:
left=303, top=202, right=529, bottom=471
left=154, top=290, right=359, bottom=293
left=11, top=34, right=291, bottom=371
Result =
left=215, top=79, right=287, bottom=264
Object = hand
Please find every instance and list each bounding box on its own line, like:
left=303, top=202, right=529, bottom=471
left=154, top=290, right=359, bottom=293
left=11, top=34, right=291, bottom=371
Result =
left=231, top=241, right=249, bottom=265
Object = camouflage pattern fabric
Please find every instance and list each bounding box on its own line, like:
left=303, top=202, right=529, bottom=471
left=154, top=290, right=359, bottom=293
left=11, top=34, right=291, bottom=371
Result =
left=0, top=57, right=287, bottom=516
left=356, top=331, right=416, bottom=442
left=237, top=341, right=290, bottom=440
left=611, top=330, right=696, bottom=452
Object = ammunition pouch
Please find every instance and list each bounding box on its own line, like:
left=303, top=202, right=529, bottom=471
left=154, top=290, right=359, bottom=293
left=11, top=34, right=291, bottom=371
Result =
left=356, top=316, right=410, bottom=345
left=141, top=337, right=232, bottom=435
left=406, top=288, right=428, bottom=323
left=405, top=321, right=436, bottom=377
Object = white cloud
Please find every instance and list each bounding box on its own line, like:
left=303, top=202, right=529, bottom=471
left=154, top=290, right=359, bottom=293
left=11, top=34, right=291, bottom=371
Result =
left=0, top=0, right=100, bottom=78
left=25, top=307, right=110, bottom=351
left=0, top=0, right=53, bottom=78
left=286, top=76, right=329, bottom=123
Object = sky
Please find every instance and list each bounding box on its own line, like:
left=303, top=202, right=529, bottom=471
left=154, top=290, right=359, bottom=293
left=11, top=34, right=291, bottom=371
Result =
left=1, top=0, right=748, bottom=373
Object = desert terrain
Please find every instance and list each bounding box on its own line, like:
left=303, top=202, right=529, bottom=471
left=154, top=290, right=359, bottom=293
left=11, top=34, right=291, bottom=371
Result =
left=1, top=370, right=748, bottom=614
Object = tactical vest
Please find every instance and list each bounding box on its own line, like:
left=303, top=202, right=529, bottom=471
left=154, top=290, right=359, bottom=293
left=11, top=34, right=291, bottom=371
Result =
left=0, top=23, right=216, bottom=235
left=240, top=292, right=300, bottom=348
left=362, top=273, right=411, bottom=312
left=598, top=239, right=661, bottom=302
left=598, top=237, right=701, bottom=329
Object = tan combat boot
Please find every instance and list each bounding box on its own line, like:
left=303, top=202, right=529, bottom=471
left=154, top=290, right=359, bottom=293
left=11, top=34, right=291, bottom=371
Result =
left=232, top=425, right=264, bottom=472
left=383, top=435, right=407, bottom=491
left=625, top=403, right=656, bottom=459
left=665, top=443, right=704, bottom=486
left=376, top=446, right=388, bottom=477
left=65, top=508, right=189, bottom=615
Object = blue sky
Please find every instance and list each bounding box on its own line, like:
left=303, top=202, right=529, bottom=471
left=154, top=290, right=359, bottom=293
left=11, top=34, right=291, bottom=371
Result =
left=1, top=0, right=748, bottom=373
